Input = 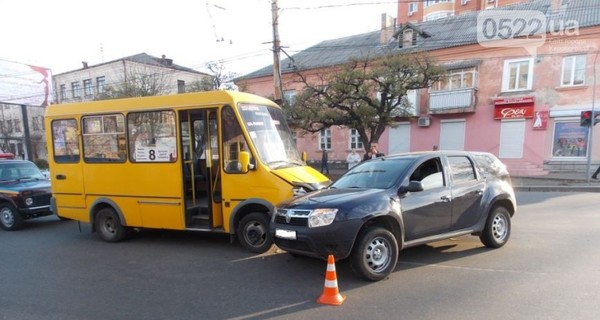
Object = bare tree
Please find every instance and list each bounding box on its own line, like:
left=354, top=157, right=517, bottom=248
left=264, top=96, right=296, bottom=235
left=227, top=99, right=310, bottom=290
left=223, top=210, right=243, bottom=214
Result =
left=96, top=65, right=170, bottom=100
left=286, top=51, right=443, bottom=152
left=189, top=61, right=238, bottom=91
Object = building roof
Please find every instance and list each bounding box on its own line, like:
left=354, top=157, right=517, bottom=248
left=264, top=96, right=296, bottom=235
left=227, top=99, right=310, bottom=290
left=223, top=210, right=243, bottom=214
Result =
left=238, top=0, right=600, bottom=81
left=54, top=53, right=208, bottom=76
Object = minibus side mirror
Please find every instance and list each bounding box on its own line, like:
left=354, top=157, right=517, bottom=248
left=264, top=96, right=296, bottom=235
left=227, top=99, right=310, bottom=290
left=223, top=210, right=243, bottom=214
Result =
left=302, top=151, right=307, bottom=162
left=239, top=151, right=250, bottom=173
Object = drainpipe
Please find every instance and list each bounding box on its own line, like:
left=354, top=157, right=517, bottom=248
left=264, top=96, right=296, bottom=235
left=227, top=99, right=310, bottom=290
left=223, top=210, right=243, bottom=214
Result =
left=586, top=51, right=598, bottom=182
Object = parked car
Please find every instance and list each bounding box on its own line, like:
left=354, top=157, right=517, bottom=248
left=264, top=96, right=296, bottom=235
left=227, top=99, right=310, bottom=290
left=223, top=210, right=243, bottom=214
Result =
left=0, top=160, right=53, bottom=231
left=270, top=151, right=517, bottom=281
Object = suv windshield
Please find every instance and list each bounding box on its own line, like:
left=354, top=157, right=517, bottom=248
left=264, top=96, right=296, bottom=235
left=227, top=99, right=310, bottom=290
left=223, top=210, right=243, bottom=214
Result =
left=238, top=103, right=302, bottom=169
left=0, top=162, right=46, bottom=182
left=333, top=158, right=413, bottom=189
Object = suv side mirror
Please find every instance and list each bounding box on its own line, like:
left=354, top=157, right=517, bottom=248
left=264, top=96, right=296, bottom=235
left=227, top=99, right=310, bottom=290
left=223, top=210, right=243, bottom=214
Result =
left=399, top=180, right=424, bottom=195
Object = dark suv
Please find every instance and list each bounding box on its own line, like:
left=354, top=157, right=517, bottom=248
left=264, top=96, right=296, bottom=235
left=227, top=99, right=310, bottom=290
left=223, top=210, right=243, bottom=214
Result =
left=0, top=160, right=53, bottom=231
left=270, top=151, right=517, bottom=281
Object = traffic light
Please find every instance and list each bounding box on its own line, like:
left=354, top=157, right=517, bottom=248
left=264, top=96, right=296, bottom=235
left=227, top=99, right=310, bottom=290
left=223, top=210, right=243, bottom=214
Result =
left=580, top=110, right=600, bottom=127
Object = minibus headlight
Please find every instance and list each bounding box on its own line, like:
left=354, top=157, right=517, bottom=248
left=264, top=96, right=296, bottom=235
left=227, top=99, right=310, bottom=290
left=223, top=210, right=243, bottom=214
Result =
left=308, top=208, right=338, bottom=228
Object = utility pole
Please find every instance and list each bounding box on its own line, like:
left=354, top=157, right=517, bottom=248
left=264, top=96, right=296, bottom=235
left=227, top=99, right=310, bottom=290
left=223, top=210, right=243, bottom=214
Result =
left=271, top=0, right=283, bottom=104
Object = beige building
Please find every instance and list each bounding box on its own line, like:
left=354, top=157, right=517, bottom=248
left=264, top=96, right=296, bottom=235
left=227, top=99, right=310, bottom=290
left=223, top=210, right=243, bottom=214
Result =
left=400, top=0, right=531, bottom=23
left=53, top=53, right=211, bottom=104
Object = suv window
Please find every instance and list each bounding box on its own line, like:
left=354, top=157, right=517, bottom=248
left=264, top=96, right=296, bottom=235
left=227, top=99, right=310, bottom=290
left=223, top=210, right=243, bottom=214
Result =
left=472, top=153, right=508, bottom=178
left=448, top=156, right=476, bottom=182
left=410, top=158, right=444, bottom=190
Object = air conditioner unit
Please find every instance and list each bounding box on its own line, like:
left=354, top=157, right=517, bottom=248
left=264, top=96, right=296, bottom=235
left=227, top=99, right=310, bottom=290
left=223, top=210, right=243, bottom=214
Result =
left=417, top=117, right=431, bottom=127
left=408, top=11, right=414, bottom=16
left=461, top=0, right=469, bottom=5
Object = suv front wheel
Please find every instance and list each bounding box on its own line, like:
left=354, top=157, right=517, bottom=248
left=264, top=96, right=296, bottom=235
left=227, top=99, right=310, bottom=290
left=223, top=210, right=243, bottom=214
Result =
left=350, top=226, right=398, bottom=281
left=0, top=203, right=24, bottom=231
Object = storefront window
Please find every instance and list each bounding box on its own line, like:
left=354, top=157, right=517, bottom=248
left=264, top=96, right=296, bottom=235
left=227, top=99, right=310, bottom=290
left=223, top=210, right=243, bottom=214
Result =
left=552, top=122, right=589, bottom=158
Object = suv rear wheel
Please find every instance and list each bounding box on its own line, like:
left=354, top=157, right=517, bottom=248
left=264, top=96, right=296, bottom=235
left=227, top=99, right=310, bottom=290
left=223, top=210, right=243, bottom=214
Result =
left=480, top=206, right=511, bottom=248
left=350, top=227, right=398, bottom=281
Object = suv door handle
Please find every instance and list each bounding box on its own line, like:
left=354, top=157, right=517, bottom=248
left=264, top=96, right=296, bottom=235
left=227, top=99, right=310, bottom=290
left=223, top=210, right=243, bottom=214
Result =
left=440, top=195, right=451, bottom=203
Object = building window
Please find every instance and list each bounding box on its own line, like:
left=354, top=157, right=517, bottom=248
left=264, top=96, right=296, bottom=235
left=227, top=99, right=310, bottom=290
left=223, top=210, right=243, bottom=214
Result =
left=561, top=55, right=586, bottom=86
left=424, top=0, right=452, bottom=8
left=60, top=84, right=67, bottom=100
left=32, top=116, right=42, bottom=131
left=319, top=128, right=331, bottom=150
left=177, top=80, right=186, bottom=93
left=96, top=76, right=106, bottom=94
left=349, top=129, right=363, bottom=150
left=83, top=79, right=93, bottom=96
left=425, top=11, right=453, bottom=21
left=432, top=68, right=477, bottom=91
left=13, top=119, right=21, bottom=133
left=71, top=82, right=81, bottom=98
left=502, top=58, right=534, bottom=92
left=552, top=122, right=588, bottom=158
left=283, top=90, right=296, bottom=106
left=408, top=2, right=418, bottom=14
left=401, top=29, right=417, bottom=48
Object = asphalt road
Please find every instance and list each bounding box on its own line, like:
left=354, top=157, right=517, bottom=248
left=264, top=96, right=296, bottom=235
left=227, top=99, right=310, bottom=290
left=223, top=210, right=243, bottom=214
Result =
left=1, top=192, right=599, bottom=320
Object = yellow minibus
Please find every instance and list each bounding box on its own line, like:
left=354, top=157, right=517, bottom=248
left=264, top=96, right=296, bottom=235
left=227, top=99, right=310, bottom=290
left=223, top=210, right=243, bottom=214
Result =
left=44, top=90, right=330, bottom=253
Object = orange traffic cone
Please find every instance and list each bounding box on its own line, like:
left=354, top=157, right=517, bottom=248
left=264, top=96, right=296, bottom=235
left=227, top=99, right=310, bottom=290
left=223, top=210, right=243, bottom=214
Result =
left=317, top=254, right=346, bottom=306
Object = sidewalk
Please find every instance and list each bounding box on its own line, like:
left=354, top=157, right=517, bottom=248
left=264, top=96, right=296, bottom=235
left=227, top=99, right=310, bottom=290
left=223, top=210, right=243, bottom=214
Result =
left=511, top=172, right=600, bottom=192
left=320, top=169, right=600, bottom=193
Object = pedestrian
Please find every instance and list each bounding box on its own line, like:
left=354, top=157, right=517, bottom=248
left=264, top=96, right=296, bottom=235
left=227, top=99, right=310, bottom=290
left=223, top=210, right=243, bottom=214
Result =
left=363, top=144, right=384, bottom=161
left=320, top=149, right=329, bottom=174
left=346, top=149, right=361, bottom=169
left=592, top=165, right=600, bottom=180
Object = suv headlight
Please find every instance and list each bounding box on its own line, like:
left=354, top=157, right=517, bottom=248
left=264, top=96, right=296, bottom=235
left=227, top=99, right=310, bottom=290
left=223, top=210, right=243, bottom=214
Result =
left=25, top=197, right=34, bottom=206
left=308, top=208, right=338, bottom=228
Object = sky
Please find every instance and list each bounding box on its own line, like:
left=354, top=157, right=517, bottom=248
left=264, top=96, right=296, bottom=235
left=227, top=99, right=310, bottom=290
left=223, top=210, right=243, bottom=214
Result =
left=1, top=0, right=398, bottom=77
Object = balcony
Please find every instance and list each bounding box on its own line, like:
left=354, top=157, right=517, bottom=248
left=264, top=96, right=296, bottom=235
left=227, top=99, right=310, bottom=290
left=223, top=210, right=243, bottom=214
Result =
left=428, top=88, right=477, bottom=114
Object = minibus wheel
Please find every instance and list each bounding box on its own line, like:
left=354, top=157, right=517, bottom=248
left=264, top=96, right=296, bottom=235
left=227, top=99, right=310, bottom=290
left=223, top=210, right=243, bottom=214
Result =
left=237, top=212, right=273, bottom=253
left=95, top=208, right=128, bottom=242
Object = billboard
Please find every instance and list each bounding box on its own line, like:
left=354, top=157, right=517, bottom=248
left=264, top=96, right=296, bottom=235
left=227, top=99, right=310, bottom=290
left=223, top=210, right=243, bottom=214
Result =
left=0, top=59, right=53, bottom=107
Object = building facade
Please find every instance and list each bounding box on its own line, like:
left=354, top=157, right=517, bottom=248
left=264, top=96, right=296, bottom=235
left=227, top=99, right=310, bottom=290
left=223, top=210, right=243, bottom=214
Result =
left=400, top=0, right=532, bottom=24
left=53, top=53, right=211, bottom=104
left=236, top=0, right=600, bottom=176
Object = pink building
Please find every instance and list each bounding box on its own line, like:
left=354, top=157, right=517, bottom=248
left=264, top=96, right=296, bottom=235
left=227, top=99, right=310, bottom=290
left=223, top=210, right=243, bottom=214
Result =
left=236, top=0, right=600, bottom=176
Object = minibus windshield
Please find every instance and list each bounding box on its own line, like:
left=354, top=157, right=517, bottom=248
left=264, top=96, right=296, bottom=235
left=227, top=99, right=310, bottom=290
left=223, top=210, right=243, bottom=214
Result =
left=238, top=103, right=303, bottom=169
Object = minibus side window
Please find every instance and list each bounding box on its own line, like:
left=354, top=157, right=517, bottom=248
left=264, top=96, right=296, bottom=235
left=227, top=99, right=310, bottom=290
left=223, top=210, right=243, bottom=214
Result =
left=82, top=114, right=126, bottom=163
left=127, top=110, right=177, bottom=163
left=222, top=106, right=252, bottom=173
left=51, top=119, right=80, bottom=163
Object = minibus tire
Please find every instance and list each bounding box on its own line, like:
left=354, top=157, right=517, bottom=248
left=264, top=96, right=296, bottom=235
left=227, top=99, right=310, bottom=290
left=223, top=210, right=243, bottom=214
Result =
left=237, top=212, right=273, bottom=254
left=95, top=208, right=128, bottom=242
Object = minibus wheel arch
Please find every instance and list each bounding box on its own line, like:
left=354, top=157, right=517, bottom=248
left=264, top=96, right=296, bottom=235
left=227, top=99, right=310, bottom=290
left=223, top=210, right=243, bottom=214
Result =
left=230, top=199, right=274, bottom=254
left=89, top=198, right=127, bottom=232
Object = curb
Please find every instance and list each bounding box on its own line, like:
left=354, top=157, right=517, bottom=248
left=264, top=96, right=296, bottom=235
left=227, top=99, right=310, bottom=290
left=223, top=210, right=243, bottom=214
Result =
left=514, top=185, right=600, bottom=192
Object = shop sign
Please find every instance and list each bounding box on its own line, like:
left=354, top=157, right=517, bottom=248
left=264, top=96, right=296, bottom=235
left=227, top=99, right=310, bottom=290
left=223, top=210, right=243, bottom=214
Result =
left=494, top=96, right=535, bottom=119
left=532, top=111, right=549, bottom=130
